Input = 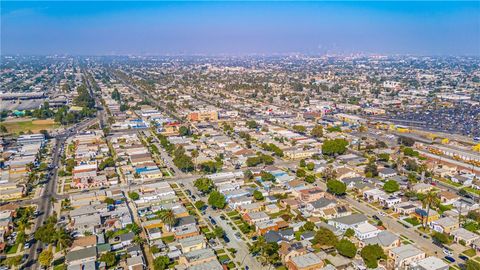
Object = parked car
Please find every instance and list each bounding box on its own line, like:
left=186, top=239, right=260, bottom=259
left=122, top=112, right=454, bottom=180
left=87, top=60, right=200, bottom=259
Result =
left=444, top=256, right=456, bottom=263
left=443, top=249, right=453, bottom=256
left=459, top=255, right=469, bottom=261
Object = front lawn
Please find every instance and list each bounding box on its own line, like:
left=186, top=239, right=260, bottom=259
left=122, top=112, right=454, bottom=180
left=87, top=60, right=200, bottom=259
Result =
left=462, top=248, right=477, bottom=257
left=6, top=243, right=19, bottom=254
left=404, top=217, right=421, bottom=226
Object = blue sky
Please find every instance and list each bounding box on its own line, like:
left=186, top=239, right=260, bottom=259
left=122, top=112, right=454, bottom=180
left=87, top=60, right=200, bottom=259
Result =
left=1, top=1, right=479, bottom=55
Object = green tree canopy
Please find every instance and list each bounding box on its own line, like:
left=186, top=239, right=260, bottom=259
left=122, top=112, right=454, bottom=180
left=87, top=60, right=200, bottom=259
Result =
left=322, top=139, right=349, bottom=156
left=335, top=239, right=357, bottom=258
left=312, top=227, right=338, bottom=247
left=311, top=125, right=324, bottom=138
left=327, top=180, right=346, bottom=195
left=383, top=180, right=400, bottom=193
left=208, top=191, right=226, bottom=209
left=194, top=177, right=214, bottom=194
left=253, top=190, right=264, bottom=201
left=361, top=244, right=386, bottom=268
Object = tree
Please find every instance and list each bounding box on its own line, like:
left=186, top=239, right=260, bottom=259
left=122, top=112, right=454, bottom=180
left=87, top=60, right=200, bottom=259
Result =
left=104, top=197, right=115, bottom=205
left=296, top=169, right=306, bottom=178
left=422, top=190, right=439, bottom=228
left=179, top=126, right=191, bottom=136
left=344, top=228, right=355, bottom=238
left=39, top=249, right=53, bottom=266
left=322, top=139, right=348, bottom=156
left=253, top=190, right=264, bottom=201
left=378, top=153, right=390, bottom=162
left=153, top=256, right=170, bottom=270
left=432, top=232, right=451, bottom=244
left=4, top=255, right=22, bottom=269
left=260, top=171, right=275, bottom=182
left=311, top=125, right=323, bottom=138
left=214, top=226, right=225, bottom=238
left=364, top=160, right=378, bottom=177
left=0, top=125, right=7, bottom=134
left=302, top=221, right=315, bottom=231
left=159, top=210, right=176, bottom=227
left=246, top=120, right=258, bottom=129
left=293, top=125, right=306, bottom=134
left=398, top=136, right=415, bottom=147
left=194, top=200, right=206, bottom=210
left=361, top=244, right=386, bottom=268
left=208, top=191, right=226, bottom=209
left=312, top=227, right=338, bottom=247
left=327, top=180, right=346, bottom=195
left=194, top=177, right=214, bottom=194
left=99, top=157, right=115, bottom=170
left=53, top=228, right=73, bottom=253
left=383, top=180, right=400, bottom=193
left=306, top=162, right=315, bottom=171
left=244, top=169, right=253, bottom=180
left=128, top=191, right=140, bottom=200
left=173, top=153, right=194, bottom=172
left=100, top=251, right=117, bottom=267
left=305, top=175, right=316, bottom=184
left=335, top=239, right=357, bottom=258
left=299, top=159, right=306, bottom=167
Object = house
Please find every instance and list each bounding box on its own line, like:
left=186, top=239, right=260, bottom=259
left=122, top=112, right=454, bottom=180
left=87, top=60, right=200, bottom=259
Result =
left=379, top=168, right=397, bottom=178
left=438, top=191, right=460, bottom=205
left=187, top=260, right=223, bottom=270
left=395, top=202, right=420, bottom=215
left=360, top=230, right=400, bottom=250
left=328, top=213, right=368, bottom=232
left=65, top=246, right=97, bottom=266
left=451, top=228, right=480, bottom=245
left=430, top=217, right=459, bottom=234
left=243, top=211, right=270, bottom=225
left=380, top=195, right=402, bottom=208
left=178, top=235, right=206, bottom=253
left=279, top=242, right=307, bottom=264
left=363, top=188, right=387, bottom=202
left=179, top=248, right=217, bottom=267
left=127, top=255, right=145, bottom=270
left=265, top=230, right=283, bottom=244
left=298, top=187, right=327, bottom=202
left=412, top=183, right=435, bottom=193
left=286, top=252, right=324, bottom=270
left=413, top=208, right=439, bottom=226
left=410, top=256, right=449, bottom=270
left=389, top=244, right=426, bottom=269
left=352, top=222, right=381, bottom=240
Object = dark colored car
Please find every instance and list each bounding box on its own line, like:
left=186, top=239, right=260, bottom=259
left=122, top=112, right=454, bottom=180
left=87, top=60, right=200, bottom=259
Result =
left=444, top=256, right=456, bottom=263
left=459, top=255, right=469, bottom=261
left=223, top=235, right=230, bottom=243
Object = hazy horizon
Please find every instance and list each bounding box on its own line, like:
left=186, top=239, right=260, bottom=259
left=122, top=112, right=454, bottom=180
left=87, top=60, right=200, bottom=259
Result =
left=2, top=1, right=480, bottom=56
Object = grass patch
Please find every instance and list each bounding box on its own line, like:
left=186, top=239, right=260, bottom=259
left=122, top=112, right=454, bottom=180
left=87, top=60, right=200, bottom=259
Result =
left=218, top=254, right=230, bottom=262
left=6, top=243, right=19, bottom=254
left=462, top=248, right=477, bottom=257
left=216, top=249, right=226, bottom=255
left=227, top=211, right=239, bottom=217
left=404, top=217, right=421, bottom=226
left=161, top=235, right=175, bottom=244
left=1, top=118, right=58, bottom=134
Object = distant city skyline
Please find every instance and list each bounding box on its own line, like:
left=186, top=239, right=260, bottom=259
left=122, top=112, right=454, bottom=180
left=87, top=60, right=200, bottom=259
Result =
left=1, top=1, right=479, bottom=56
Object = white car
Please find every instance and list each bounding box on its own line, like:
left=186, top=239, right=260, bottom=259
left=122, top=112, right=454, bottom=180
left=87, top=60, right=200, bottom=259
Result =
left=443, top=249, right=453, bottom=256
left=378, top=211, right=387, bottom=217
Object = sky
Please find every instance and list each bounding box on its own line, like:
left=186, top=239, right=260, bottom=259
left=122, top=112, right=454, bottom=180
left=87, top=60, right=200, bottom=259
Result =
left=1, top=1, right=479, bottom=56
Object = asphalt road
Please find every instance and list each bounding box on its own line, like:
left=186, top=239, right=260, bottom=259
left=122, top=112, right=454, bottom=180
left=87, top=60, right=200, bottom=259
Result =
left=24, top=118, right=96, bottom=269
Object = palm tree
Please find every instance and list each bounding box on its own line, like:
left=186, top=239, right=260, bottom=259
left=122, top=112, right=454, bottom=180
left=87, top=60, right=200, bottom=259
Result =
left=159, top=209, right=176, bottom=228
left=422, top=191, right=439, bottom=228
left=53, top=228, right=73, bottom=254
left=191, top=149, right=199, bottom=170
